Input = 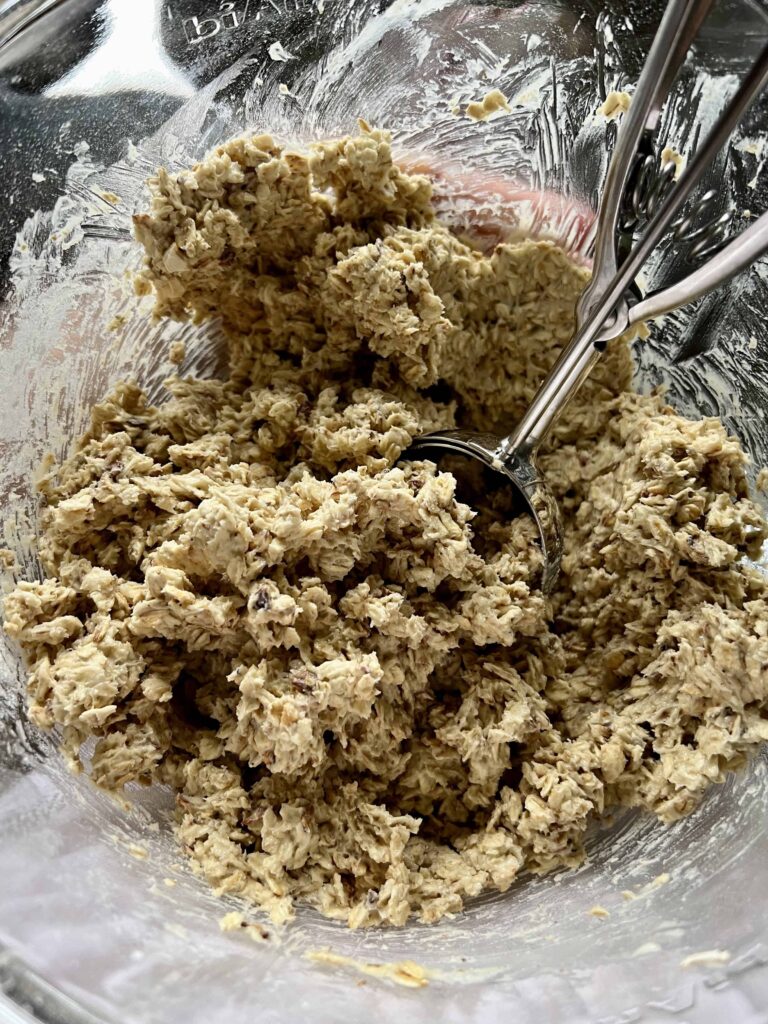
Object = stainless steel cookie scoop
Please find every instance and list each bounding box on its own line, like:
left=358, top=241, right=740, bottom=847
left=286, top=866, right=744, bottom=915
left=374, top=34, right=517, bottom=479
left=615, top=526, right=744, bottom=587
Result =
left=407, top=5, right=768, bottom=593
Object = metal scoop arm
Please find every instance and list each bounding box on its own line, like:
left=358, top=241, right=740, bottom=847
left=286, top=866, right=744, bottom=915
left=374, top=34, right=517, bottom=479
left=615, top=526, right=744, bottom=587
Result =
left=602, top=208, right=768, bottom=340
left=499, top=39, right=768, bottom=464
left=577, top=0, right=717, bottom=327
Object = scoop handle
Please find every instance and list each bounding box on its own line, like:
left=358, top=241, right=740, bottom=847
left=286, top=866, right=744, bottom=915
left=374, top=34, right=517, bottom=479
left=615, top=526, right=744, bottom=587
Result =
left=577, top=0, right=715, bottom=327
left=498, top=39, right=768, bottom=463
left=607, top=209, right=768, bottom=334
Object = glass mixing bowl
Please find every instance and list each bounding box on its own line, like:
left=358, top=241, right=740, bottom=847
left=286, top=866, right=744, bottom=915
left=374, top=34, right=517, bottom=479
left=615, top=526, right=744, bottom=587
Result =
left=1, top=0, right=768, bottom=1021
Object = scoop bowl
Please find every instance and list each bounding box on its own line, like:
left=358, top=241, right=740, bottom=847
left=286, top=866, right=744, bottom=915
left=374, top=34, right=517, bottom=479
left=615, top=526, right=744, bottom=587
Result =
left=405, top=430, right=563, bottom=593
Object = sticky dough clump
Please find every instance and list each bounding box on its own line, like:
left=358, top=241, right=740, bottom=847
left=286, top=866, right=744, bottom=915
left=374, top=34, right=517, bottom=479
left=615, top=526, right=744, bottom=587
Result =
left=4, top=127, right=768, bottom=928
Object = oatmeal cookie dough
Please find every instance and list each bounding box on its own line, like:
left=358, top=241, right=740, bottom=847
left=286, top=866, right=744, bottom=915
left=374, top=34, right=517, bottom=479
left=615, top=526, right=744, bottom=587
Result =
left=4, top=127, right=768, bottom=928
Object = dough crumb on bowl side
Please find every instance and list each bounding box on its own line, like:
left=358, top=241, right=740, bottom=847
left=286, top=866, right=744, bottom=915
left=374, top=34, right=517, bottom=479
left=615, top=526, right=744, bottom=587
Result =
left=597, top=90, right=631, bottom=119
left=465, top=88, right=511, bottom=121
left=305, top=949, right=430, bottom=988
left=3, top=126, right=768, bottom=929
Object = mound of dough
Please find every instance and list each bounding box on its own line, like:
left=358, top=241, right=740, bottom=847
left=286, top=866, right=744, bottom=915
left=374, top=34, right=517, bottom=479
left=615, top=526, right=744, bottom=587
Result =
left=4, top=128, right=768, bottom=928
